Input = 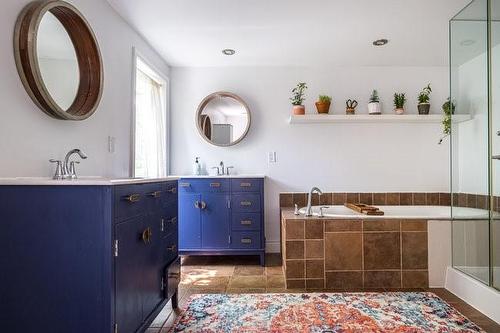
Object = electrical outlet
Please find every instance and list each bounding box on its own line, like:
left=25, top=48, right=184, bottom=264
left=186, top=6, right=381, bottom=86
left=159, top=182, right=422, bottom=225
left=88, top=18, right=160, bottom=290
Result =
left=108, top=136, right=116, bottom=153
left=268, top=151, right=277, bottom=163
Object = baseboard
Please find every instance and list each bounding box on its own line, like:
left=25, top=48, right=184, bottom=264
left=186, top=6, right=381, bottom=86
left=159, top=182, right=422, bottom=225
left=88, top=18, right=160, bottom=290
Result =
left=265, top=239, right=280, bottom=253
left=445, top=266, right=500, bottom=324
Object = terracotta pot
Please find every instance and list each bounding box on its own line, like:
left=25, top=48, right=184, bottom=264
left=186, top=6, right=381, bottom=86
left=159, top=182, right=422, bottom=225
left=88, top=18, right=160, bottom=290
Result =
left=418, top=103, right=430, bottom=115
left=292, top=105, right=305, bottom=115
left=315, top=101, right=331, bottom=114
left=346, top=108, right=355, bottom=115
left=395, top=107, right=405, bottom=115
left=368, top=102, right=381, bottom=115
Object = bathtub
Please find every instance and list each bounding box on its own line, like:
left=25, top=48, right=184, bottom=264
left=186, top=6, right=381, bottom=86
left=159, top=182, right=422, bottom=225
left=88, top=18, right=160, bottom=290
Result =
left=297, top=205, right=490, bottom=220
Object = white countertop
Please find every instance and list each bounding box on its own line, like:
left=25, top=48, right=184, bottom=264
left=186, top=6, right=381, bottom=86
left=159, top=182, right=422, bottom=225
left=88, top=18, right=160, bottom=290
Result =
left=175, top=174, right=266, bottom=179
left=0, top=176, right=179, bottom=186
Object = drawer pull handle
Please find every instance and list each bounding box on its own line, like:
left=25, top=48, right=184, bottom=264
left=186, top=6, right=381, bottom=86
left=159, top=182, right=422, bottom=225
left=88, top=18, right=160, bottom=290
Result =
left=149, top=191, right=162, bottom=198
left=168, top=187, right=178, bottom=194
left=142, top=227, right=152, bottom=244
left=167, top=244, right=177, bottom=252
left=241, top=238, right=252, bottom=244
left=240, top=220, right=252, bottom=225
left=240, top=201, right=252, bottom=206
left=210, top=182, right=221, bottom=188
left=240, top=182, right=252, bottom=187
left=180, top=183, right=191, bottom=188
left=124, top=194, right=141, bottom=203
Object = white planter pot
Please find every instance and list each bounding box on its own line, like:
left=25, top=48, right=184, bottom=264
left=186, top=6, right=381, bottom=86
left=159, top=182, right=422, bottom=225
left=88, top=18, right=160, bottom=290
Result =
left=368, top=102, right=381, bottom=115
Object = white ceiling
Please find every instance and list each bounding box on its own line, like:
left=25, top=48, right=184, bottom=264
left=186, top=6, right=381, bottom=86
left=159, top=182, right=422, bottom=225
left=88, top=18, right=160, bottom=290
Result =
left=107, top=0, right=471, bottom=67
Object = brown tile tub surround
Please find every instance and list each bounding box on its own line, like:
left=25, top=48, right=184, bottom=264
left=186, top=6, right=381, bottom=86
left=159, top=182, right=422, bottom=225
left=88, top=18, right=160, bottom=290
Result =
left=280, top=192, right=499, bottom=212
left=281, top=210, right=429, bottom=290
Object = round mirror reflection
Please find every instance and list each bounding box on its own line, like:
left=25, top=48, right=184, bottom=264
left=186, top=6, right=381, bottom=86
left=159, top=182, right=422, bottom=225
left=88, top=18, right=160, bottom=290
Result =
left=36, top=11, right=79, bottom=111
left=196, top=92, right=251, bottom=146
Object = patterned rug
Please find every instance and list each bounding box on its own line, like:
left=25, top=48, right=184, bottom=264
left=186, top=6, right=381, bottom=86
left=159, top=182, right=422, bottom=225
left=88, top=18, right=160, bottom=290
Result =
left=170, top=292, right=484, bottom=332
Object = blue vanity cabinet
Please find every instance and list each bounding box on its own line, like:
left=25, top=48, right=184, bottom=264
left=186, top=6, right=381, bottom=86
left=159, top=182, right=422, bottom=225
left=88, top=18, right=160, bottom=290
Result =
left=179, top=177, right=264, bottom=265
left=0, top=179, right=179, bottom=333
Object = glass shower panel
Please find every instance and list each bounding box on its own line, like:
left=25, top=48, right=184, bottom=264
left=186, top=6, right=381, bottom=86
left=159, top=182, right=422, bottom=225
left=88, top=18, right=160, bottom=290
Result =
left=450, top=0, right=491, bottom=285
left=491, top=0, right=500, bottom=290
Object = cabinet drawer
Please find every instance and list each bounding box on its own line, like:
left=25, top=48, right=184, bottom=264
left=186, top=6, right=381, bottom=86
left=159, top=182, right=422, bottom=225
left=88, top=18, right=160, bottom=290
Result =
left=178, top=179, right=229, bottom=193
left=232, top=194, right=261, bottom=212
left=163, top=181, right=178, bottom=205
left=231, top=231, right=261, bottom=249
left=114, top=184, right=145, bottom=221
left=231, top=178, right=262, bottom=192
left=143, top=183, right=164, bottom=212
left=161, top=214, right=178, bottom=237
left=163, top=233, right=178, bottom=265
left=231, top=212, right=261, bottom=231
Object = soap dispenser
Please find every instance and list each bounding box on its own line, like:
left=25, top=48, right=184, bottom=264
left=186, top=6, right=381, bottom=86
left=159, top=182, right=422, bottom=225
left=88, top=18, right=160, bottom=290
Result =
left=193, top=157, right=202, bottom=175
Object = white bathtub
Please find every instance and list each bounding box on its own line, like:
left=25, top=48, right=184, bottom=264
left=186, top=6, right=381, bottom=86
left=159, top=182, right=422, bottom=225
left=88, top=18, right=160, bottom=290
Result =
left=298, top=205, right=490, bottom=220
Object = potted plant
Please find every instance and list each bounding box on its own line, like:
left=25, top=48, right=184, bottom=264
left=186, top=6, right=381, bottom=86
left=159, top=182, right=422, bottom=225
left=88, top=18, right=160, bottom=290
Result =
left=368, top=89, right=381, bottom=115
left=290, top=82, right=307, bottom=115
left=315, top=95, right=332, bottom=114
left=417, top=84, right=432, bottom=114
left=439, top=98, right=456, bottom=144
left=393, top=92, right=406, bottom=115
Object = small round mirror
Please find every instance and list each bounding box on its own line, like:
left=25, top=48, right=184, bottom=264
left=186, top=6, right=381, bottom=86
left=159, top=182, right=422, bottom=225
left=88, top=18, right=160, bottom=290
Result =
left=37, top=11, right=79, bottom=111
left=196, top=92, right=251, bottom=146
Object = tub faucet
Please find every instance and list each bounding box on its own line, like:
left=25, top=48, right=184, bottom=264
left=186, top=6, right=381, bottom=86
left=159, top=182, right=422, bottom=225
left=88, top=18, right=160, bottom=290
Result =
left=305, top=187, right=323, bottom=217
left=64, top=149, right=87, bottom=179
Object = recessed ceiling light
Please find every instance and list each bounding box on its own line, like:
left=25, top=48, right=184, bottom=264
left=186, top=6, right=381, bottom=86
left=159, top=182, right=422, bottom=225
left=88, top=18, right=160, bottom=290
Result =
left=222, top=49, right=236, bottom=55
left=373, top=39, right=389, bottom=46
left=460, top=39, right=475, bottom=46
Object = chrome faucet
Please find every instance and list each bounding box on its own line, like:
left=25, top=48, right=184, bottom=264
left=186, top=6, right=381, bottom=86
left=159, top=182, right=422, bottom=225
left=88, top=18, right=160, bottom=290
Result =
left=219, top=161, right=225, bottom=175
left=64, top=149, right=87, bottom=179
left=305, top=187, right=323, bottom=217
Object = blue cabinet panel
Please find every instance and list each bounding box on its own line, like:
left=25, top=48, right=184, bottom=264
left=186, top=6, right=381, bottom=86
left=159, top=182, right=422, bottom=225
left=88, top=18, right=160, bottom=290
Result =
left=232, top=212, right=261, bottom=231
left=178, top=178, right=229, bottom=193
left=179, top=177, right=265, bottom=265
left=1, top=180, right=179, bottom=333
left=230, top=178, right=262, bottom=192
left=179, top=193, right=201, bottom=249
left=231, top=231, right=262, bottom=249
left=232, top=193, right=261, bottom=212
left=115, top=216, right=145, bottom=333
left=202, top=193, right=230, bottom=248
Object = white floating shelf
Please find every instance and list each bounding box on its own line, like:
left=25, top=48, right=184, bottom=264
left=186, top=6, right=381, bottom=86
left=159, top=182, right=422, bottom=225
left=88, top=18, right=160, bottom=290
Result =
left=288, top=114, right=472, bottom=124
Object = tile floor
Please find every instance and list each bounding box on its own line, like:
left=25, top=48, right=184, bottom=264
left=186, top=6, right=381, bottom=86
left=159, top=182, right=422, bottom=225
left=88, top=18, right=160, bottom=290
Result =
left=147, top=254, right=499, bottom=333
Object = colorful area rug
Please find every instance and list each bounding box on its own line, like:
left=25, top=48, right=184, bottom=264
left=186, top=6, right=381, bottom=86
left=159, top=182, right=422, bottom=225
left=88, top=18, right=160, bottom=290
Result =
left=170, top=292, right=484, bottom=332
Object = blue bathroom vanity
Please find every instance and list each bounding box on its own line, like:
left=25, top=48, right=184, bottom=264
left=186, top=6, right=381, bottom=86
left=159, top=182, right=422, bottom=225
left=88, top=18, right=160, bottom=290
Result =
left=0, top=177, right=179, bottom=333
left=178, top=176, right=265, bottom=265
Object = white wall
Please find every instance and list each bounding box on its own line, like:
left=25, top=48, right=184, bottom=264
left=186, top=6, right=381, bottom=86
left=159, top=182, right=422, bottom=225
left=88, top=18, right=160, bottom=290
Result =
left=0, top=0, right=169, bottom=178
left=170, top=66, right=451, bottom=251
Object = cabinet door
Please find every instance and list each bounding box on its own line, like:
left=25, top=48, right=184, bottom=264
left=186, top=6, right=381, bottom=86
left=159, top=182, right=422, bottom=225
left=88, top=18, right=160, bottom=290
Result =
left=179, top=193, right=201, bottom=249
left=201, top=193, right=230, bottom=248
left=141, top=212, right=164, bottom=320
left=115, top=216, right=145, bottom=333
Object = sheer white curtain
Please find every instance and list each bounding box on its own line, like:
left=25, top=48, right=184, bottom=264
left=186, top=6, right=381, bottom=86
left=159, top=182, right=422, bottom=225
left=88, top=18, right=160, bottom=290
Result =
left=135, top=68, right=166, bottom=178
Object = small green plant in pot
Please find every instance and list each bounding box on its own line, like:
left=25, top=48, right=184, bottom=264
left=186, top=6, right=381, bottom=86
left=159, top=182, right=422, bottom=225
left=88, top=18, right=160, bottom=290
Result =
left=439, top=98, right=456, bottom=144
left=417, top=84, right=432, bottom=114
left=393, top=92, right=406, bottom=115
left=290, top=82, right=307, bottom=115
left=315, top=95, right=332, bottom=114
left=368, top=89, right=381, bottom=115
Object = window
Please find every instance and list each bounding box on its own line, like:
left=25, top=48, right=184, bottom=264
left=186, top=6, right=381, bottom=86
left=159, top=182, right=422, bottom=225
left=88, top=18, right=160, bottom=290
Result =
left=133, top=52, right=168, bottom=178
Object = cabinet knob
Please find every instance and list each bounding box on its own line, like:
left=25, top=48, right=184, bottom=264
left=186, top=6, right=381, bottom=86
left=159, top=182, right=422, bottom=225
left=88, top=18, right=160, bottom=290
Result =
left=200, top=201, right=207, bottom=210
left=167, top=244, right=177, bottom=252
left=210, top=182, right=221, bottom=188
left=240, top=220, right=252, bottom=225
left=179, top=182, right=190, bottom=188
left=241, top=238, right=252, bottom=244
left=148, top=191, right=162, bottom=198
left=240, top=201, right=252, bottom=206
left=240, top=182, right=252, bottom=187
left=124, top=194, right=141, bottom=203
left=194, top=201, right=200, bottom=209
left=168, top=187, right=178, bottom=194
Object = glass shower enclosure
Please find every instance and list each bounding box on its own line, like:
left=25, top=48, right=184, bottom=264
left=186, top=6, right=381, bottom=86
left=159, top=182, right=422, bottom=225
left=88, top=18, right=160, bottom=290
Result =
left=450, top=0, right=499, bottom=290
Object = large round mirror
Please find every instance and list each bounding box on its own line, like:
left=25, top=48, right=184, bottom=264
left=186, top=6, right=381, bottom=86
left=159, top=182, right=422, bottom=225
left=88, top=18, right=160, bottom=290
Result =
left=196, top=92, right=251, bottom=147
left=14, top=1, right=103, bottom=120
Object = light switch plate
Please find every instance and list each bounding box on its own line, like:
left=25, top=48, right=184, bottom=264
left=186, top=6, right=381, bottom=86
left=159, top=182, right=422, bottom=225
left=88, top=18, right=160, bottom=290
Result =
left=268, top=151, right=277, bottom=163
left=108, top=136, right=116, bottom=153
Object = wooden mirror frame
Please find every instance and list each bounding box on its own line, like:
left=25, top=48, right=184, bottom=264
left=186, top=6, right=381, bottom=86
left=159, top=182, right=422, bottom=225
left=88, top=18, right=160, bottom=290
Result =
left=196, top=91, right=251, bottom=147
left=14, top=0, right=103, bottom=120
